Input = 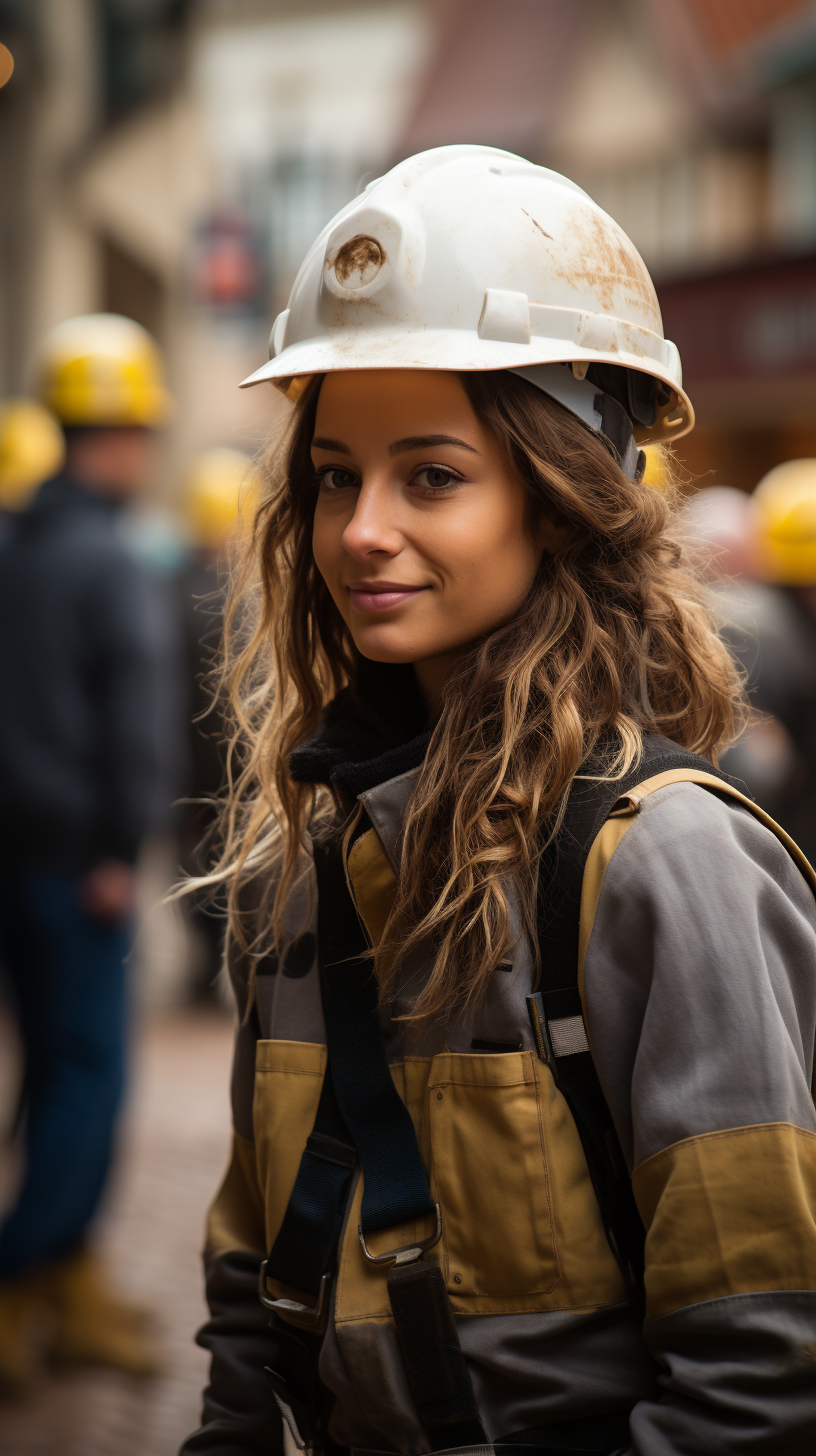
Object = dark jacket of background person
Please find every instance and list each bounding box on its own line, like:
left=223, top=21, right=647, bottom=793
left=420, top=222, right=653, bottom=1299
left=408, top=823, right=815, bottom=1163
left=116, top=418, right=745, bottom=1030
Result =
left=0, top=473, right=183, bottom=868
left=716, top=578, right=816, bottom=863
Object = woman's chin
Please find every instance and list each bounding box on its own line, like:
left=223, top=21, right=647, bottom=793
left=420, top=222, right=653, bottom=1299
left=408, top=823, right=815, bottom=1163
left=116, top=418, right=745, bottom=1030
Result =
left=352, top=641, right=419, bottom=665
left=349, top=627, right=433, bottom=666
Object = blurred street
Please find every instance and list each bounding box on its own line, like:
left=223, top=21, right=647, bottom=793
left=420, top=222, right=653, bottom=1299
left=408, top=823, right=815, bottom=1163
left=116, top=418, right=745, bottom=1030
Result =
left=0, top=1008, right=234, bottom=1456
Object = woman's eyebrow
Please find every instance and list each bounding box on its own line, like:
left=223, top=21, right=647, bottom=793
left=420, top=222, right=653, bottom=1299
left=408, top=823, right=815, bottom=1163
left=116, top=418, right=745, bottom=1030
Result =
left=311, top=436, right=350, bottom=453
left=311, top=432, right=479, bottom=456
left=389, top=434, right=479, bottom=456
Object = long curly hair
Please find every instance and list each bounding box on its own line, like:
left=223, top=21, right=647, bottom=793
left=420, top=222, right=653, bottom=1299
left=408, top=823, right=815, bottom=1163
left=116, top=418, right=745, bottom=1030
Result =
left=209, top=369, right=745, bottom=1021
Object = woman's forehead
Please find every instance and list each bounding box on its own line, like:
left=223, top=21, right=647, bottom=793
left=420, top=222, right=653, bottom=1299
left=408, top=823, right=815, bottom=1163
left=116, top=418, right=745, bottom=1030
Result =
left=317, top=368, right=468, bottom=410
left=313, top=369, right=479, bottom=444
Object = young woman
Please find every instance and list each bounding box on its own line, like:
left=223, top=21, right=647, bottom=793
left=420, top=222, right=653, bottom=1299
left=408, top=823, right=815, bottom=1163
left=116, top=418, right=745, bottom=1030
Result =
left=182, top=148, right=816, bottom=1456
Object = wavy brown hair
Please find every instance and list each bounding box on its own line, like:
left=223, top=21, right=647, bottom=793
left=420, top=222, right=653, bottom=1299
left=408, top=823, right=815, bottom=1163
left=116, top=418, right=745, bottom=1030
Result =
left=210, top=369, right=745, bottom=1021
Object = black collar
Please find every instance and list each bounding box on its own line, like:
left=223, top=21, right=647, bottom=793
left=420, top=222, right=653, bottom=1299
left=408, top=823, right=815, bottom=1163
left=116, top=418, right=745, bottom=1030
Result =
left=289, top=657, right=430, bottom=799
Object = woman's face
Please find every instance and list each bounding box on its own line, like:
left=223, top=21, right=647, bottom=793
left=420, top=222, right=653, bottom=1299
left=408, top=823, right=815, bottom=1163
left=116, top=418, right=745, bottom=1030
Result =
left=311, top=370, right=554, bottom=702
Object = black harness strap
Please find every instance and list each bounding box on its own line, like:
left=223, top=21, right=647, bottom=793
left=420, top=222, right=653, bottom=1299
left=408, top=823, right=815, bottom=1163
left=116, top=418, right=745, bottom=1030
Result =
left=265, top=833, right=486, bottom=1451
left=264, top=1066, right=355, bottom=1302
left=314, top=836, right=486, bottom=1450
left=388, top=1260, right=485, bottom=1449
left=533, top=734, right=737, bottom=1287
left=311, top=837, right=436, bottom=1235
left=263, top=826, right=437, bottom=1308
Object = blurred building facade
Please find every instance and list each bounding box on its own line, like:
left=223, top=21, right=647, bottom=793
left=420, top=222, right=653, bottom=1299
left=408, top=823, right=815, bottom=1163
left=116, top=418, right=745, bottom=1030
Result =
left=399, top=0, right=816, bottom=491
left=0, top=0, right=814, bottom=497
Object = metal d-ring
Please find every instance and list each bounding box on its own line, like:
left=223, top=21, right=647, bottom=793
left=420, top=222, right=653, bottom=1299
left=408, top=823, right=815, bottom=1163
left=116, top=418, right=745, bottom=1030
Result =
left=357, top=1203, right=443, bottom=1268
left=258, top=1262, right=331, bottom=1329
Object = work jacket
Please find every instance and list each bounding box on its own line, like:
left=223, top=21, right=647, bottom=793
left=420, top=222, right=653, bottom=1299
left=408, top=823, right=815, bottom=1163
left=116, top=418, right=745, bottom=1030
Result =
left=0, top=474, right=183, bottom=868
left=183, top=667, right=816, bottom=1456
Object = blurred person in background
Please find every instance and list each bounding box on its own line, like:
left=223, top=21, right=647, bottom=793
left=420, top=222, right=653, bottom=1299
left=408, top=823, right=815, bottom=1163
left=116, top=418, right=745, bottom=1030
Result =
left=683, top=476, right=816, bottom=858
left=681, top=483, right=757, bottom=580
left=747, top=461, right=816, bottom=861
left=180, top=447, right=258, bottom=1001
left=0, top=314, right=179, bottom=1393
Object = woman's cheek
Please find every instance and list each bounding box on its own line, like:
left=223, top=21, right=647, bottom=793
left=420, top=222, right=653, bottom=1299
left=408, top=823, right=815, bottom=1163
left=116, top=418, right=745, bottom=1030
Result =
left=311, top=516, right=337, bottom=593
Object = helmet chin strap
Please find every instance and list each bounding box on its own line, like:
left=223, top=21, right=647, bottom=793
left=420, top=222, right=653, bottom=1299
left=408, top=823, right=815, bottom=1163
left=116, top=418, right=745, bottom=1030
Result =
left=510, top=363, right=646, bottom=483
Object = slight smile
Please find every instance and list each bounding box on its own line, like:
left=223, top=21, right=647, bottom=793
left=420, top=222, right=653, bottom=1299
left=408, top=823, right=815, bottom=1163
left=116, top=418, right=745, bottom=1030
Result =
left=347, top=580, right=429, bottom=612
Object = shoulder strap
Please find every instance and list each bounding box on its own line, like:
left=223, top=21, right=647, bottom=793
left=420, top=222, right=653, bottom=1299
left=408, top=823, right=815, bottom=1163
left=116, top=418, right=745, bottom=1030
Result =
left=530, top=737, right=743, bottom=1287
left=533, top=737, right=737, bottom=1092
left=537, top=736, right=735, bottom=977
left=579, top=769, right=816, bottom=997
left=262, top=834, right=486, bottom=1453
left=577, top=767, right=816, bottom=1094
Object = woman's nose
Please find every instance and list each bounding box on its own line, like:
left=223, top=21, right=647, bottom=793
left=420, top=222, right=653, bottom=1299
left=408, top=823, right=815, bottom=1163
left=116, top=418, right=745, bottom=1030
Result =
left=341, top=478, right=402, bottom=559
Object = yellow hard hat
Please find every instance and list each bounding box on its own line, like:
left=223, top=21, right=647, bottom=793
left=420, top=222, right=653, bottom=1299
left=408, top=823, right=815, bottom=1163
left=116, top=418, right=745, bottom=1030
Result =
left=184, top=447, right=261, bottom=550
left=753, top=459, right=816, bottom=586
left=0, top=397, right=65, bottom=510
left=37, top=313, right=171, bottom=427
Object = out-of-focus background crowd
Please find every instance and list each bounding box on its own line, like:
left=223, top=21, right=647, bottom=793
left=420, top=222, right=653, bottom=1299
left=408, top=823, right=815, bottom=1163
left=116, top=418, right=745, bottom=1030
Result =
left=1, top=1, right=816, bottom=1452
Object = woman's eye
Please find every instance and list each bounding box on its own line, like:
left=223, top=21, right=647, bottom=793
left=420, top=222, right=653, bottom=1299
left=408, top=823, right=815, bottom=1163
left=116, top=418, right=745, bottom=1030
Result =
left=318, top=467, right=358, bottom=491
left=413, top=465, right=460, bottom=492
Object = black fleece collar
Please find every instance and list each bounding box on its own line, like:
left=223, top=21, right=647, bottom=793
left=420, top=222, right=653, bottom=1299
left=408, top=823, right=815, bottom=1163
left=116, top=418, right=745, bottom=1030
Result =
left=289, top=656, right=431, bottom=799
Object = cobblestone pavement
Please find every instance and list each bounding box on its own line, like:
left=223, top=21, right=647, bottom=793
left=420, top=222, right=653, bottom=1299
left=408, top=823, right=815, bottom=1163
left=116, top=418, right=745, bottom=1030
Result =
left=0, top=1009, right=235, bottom=1456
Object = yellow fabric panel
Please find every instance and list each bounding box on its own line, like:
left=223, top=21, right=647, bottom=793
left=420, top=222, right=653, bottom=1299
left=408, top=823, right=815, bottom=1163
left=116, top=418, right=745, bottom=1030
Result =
left=205, top=1131, right=267, bottom=1260
left=252, top=1039, right=326, bottom=1306
left=334, top=1050, right=627, bottom=1322
left=346, top=826, right=398, bottom=947
left=633, top=1121, right=816, bottom=1320
left=577, top=812, right=635, bottom=1031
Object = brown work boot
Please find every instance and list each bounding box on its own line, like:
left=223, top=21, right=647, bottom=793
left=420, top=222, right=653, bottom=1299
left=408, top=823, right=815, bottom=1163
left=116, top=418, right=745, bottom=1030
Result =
left=47, top=1248, right=163, bottom=1377
left=0, top=1270, right=51, bottom=1397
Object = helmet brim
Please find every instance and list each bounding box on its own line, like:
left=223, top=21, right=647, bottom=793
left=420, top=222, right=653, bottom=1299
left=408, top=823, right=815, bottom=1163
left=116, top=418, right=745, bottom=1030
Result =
left=240, top=332, right=693, bottom=444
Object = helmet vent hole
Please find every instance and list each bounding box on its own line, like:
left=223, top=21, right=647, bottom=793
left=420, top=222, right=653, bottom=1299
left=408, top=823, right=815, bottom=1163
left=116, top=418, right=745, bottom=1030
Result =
left=332, top=236, right=386, bottom=290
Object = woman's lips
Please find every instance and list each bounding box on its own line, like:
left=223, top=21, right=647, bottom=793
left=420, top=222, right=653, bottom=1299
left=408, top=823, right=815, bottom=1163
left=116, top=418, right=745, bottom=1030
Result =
left=347, top=583, right=428, bottom=613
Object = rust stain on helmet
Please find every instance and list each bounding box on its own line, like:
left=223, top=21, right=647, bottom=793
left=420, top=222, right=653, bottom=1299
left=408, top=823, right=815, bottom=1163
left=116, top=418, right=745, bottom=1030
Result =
left=332, top=235, right=386, bottom=290
left=559, top=210, right=660, bottom=324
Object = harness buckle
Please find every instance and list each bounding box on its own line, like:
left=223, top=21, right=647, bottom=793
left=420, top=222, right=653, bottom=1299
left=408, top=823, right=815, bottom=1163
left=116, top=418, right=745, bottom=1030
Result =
left=258, top=1263, right=331, bottom=1330
left=357, top=1203, right=443, bottom=1267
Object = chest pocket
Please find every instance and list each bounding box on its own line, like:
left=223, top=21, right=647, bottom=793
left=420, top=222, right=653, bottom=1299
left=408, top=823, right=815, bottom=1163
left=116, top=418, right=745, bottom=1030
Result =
left=331, top=1042, right=625, bottom=1322
left=428, top=1050, right=558, bottom=1299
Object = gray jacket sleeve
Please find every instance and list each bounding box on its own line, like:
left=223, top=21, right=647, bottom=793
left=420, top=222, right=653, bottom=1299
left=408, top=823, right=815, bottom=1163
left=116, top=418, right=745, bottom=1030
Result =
left=583, top=781, right=816, bottom=1455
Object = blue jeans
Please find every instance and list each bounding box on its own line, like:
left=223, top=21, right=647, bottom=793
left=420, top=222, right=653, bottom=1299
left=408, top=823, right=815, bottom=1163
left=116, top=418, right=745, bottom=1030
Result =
left=0, top=870, right=130, bottom=1277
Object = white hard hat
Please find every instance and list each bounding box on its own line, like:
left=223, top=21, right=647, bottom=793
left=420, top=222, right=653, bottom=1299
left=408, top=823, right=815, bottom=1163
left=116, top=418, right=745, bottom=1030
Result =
left=241, top=145, right=692, bottom=479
